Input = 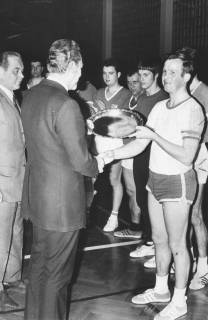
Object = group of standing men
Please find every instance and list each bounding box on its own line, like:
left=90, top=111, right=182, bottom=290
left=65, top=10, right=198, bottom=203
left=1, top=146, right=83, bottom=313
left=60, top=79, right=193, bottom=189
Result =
left=0, top=39, right=208, bottom=320
left=100, top=48, right=208, bottom=320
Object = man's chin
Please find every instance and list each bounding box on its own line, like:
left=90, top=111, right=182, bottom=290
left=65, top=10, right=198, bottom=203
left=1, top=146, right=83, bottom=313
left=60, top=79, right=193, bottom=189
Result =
left=14, top=84, right=22, bottom=90
left=71, top=83, right=78, bottom=90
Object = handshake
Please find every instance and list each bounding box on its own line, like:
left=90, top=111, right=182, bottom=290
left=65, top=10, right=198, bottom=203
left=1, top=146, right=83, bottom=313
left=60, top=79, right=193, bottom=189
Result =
left=95, top=150, right=115, bottom=173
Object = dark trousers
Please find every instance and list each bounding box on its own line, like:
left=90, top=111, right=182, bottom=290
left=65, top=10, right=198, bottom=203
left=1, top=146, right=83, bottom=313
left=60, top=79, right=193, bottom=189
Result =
left=24, top=225, right=80, bottom=320
left=133, top=145, right=151, bottom=242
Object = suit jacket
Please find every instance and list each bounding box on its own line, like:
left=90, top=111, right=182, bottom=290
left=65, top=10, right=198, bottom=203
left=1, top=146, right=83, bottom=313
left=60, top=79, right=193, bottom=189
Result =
left=21, top=79, right=98, bottom=232
left=0, top=88, right=25, bottom=202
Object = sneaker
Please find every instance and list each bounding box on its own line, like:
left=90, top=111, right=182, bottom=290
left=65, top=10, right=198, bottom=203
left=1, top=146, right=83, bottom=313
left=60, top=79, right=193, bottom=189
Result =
left=144, top=256, right=156, bottom=268
left=130, top=244, right=155, bottom=258
left=103, top=215, right=118, bottom=232
left=144, top=257, right=175, bottom=274
left=114, top=229, right=142, bottom=239
left=189, top=272, right=208, bottom=290
left=154, top=301, right=187, bottom=320
left=132, top=288, right=171, bottom=305
left=3, top=280, right=27, bottom=291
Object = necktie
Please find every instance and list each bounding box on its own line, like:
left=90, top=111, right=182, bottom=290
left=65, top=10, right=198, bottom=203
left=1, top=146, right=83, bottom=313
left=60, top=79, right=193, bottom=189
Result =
left=13, top=94, right=21, bottom=115
left=129, top=96, right=137, bottom=109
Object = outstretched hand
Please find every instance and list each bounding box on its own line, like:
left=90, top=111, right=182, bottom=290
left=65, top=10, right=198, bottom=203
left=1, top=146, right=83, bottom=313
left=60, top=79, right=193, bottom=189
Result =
left=128, top=125, right=155, bottom=140
left=95, top=155, right=105, bottom=173
left=100, top=150, right=115, bottom=165
left=86, top=119, right=94, bottom=134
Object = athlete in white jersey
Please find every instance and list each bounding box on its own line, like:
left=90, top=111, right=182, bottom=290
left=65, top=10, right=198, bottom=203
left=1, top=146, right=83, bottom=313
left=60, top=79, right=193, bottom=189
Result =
left=101, top=50, right=205, bottom=320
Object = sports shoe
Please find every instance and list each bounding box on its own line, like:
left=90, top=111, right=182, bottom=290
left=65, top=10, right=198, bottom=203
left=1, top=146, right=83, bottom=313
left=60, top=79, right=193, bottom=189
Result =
left=103, top=214, right=118, bottom=232
left=189, top=272, right=208, bottom=290
left=114, top=229, right=142, bottom=239
left=144, top=256, right=175, bottom=274
left=154, top=301, right=187, bottom=320
left=132, top=288, right=171, bottom=305
left=4, top=280, right=27, bottom=291
left=130, top=243, right=155, bottom=258
left=144, top=256, right=156, bottom=268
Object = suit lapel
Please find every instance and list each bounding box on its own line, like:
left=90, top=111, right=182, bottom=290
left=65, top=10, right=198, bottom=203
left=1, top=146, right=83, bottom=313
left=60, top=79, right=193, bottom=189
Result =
left=0, top=88, right=21, bottom=116
left=0, top=88, right=25, bottom=143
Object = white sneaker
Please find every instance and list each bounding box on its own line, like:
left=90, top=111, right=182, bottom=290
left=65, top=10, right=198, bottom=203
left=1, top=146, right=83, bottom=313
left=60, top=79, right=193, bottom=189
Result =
left=144, top=256, right=156, bottom=268
left=130, top=244, right=155, bottom=258
left=103, top=215, right=118, bottom=232
left=154, top=301, right=187, bottom=320
left=189, top=272, right=208, bottom=290
left=144, top=257, right=175, bottom=274
left=132, top=288, right=171, bottom=305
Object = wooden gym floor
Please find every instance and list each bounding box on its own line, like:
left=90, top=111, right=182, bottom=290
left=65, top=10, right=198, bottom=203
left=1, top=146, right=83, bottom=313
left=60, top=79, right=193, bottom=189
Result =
left=0, top=172, right=208, bottom=320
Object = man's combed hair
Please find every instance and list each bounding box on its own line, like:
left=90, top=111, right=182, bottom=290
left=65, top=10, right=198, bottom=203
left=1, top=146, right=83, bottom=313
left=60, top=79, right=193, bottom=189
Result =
left=102, top=58, right=121, bottom=73
left=47, top=39, right=82, bottom=73
left=138, top=57, right=162, bottom=76
left=166, top=48, right=195, bottom=78
left=0, top=51, right=22, bottom=70
left=127, top=66, right=139, bottom=78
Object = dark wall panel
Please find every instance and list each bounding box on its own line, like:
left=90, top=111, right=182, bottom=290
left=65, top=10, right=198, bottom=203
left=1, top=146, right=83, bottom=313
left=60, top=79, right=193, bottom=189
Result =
left=67, top=0, right=103, bottom=85
left=0, top=0, right=69, bottom=68
left=112, top=0, right=161, bottom=64
left=173, top=0, right=208, bottom=50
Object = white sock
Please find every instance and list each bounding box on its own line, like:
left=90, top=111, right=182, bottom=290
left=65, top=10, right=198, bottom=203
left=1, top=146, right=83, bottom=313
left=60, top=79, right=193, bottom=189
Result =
left=172, top=287, right=187, bottom=306
left=190, top=247, right=194, bottom=260
left=197, top=257, right=208, bottom=275
left=154, top=274, right=169, bottom=294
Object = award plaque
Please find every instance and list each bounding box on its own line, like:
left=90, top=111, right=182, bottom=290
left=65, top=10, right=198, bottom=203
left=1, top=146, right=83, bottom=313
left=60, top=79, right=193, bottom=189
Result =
left=88, top=108, right=143, bottom=138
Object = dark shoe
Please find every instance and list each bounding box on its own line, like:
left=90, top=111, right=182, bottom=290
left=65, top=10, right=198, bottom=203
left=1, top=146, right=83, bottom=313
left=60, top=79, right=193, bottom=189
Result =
left=4, top=280, right=27, bottom=291
left=114, top=229, right=142, bottom=239
left=0, top=290, right=19, bottom=308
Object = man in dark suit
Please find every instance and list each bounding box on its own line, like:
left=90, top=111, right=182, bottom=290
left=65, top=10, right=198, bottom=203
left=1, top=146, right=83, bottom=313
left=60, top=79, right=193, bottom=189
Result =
left=0, top=51, right=25, bottom=304
left=21, top=39, right=101, bottom=320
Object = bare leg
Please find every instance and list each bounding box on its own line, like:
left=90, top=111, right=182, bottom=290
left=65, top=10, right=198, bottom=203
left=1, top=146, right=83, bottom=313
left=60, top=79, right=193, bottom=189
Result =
left=191, top=184, right=208, bottom=258
left=163, top=201, right=190, bottom=288
left=103, top=161, right=123, bottom=232
left=189, top=183, right=208, bottom=289
left=131, top=192, right=171, bottom=305
left=109, top=161, right=123, bottom=213
left=122, top=167, right=141, bottom=224
left=148, top=192, right=171, bottom=276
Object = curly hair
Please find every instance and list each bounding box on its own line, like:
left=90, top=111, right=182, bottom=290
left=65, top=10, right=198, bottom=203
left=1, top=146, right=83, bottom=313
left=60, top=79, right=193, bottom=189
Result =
left=47, top=39, right=82, bottom=73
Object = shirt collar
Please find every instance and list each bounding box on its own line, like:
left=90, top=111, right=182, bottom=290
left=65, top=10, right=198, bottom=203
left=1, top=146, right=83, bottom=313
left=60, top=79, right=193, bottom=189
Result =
left=47, top=74, right=68, bottom=91
left=190, top=81, right=201, bottom=94
left=0, top=84, right=13, bottom=102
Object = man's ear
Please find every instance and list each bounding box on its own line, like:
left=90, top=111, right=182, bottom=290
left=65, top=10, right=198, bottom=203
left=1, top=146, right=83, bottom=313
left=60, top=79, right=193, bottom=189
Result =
left=66, top=60, right=76, bottom=73
left=118, top=71, right=121, bottom=79
left=184, top=72, right=191, bottom=83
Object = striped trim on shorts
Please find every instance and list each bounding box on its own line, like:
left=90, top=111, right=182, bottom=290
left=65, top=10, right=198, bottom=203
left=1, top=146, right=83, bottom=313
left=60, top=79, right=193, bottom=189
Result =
left=146, top=169, right=197, bottom=204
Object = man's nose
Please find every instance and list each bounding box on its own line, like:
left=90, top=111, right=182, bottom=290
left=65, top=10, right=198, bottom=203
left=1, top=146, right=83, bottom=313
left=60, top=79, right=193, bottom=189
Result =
left=19, top=71, right=24, bottom=79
